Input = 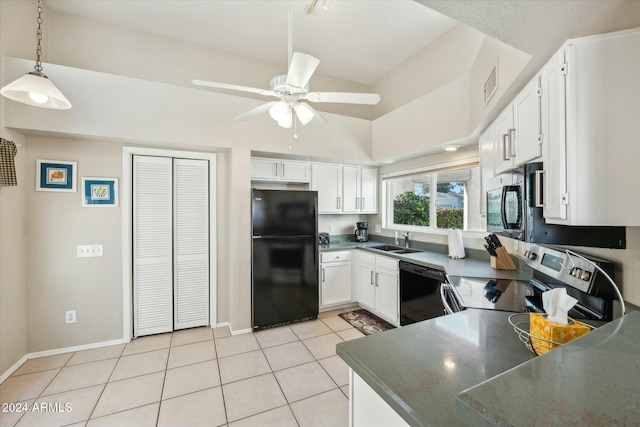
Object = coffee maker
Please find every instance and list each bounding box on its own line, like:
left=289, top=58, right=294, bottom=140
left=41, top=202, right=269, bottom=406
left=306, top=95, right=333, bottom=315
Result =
left=354, top=222, right=369, bottom=242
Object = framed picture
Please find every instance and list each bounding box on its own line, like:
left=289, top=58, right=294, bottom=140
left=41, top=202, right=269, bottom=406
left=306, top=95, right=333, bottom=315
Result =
left=82, top=177, right=119, bottom=207
left=36, top=159, right=77, bottom=192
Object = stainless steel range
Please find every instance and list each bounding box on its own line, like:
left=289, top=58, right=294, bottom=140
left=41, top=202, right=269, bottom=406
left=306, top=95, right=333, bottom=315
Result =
left=442, top=245, right=620, bottom=322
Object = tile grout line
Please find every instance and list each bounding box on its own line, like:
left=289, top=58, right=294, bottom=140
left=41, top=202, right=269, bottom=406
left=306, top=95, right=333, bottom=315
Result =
left=83, top=337, right=128, bottom=424
left=212, top=327, right=230, bottom=427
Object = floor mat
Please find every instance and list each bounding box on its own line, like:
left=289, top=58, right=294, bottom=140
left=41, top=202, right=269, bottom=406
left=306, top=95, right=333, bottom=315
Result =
left=338, top=309, right=395, bottom=336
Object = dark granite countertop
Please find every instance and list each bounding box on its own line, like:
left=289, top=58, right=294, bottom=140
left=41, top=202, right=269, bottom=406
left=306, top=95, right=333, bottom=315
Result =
left=456, top=310, right=640, bottom=426
left=336, top=309, right=536, bottom=427
left=319, top=238, right=532, bottom=281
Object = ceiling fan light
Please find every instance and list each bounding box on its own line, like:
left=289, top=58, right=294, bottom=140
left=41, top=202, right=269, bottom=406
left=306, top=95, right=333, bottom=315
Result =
left=293, top=103, right=315, bottom=125
left=269, top=101, right=289, bottom=121
left=1, top=72, right=71, bottom=110
left=277, top=108, right=293, bottom=128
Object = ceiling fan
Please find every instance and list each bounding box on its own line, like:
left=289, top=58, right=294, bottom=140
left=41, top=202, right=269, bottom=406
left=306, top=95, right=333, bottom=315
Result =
left=192, top=2, right=380, bottom=129
left=192, top=53, right=380, bottom=128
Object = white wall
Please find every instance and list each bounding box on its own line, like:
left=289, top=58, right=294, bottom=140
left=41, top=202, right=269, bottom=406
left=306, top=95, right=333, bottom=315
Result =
left=0, top=131, right=28, bottom=375
left=0, top=0, right=29, bottom=376
left=372, top=75, right=472, bottom=160
left=24, top=137, right=123, bottom=352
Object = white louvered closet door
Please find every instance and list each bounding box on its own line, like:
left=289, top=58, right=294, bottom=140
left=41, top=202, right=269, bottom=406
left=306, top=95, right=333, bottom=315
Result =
left=133, top=155, right=174, bottom=337
left=173, top=159, right=209, bottom=329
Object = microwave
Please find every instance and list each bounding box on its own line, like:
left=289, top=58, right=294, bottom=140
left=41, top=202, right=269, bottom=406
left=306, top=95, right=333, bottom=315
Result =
left=486, top=162, right=626, bottom=249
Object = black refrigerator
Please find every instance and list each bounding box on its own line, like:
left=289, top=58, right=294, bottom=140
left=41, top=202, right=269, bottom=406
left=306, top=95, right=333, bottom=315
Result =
left=252, top=189, right=319, bottom=330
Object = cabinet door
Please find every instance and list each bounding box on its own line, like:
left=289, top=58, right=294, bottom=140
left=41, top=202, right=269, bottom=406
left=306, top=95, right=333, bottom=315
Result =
left=342, top=166, right=360, bottom=213
left=494, top=107, right=515, bottom=174
left=513, top=78, right=542, bottom=166
left=357, top=262, right=376, bottom=311
left=311, top=164, right=343, bottom=214
left=375, top=267, right=399, bottom=326
left=351, top=370, right=410, bottom=427
left=281, top=160, right=310, bottom=183
left=321, top=262, right=352, bottom=307
left=539, top=51, right=568, bottom=221
left=251, top=158, right=280, bottom=181
left=360, top=167, right=378, bottom=213
left=479, top=124, right=496, bottom=218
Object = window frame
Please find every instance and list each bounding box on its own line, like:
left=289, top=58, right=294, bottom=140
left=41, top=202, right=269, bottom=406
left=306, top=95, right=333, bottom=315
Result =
left=382, top=161, right=483, bottom=235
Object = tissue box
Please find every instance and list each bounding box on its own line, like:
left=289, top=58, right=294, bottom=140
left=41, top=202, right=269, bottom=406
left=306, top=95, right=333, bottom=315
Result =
left=529, top=313, right=591, bottom=355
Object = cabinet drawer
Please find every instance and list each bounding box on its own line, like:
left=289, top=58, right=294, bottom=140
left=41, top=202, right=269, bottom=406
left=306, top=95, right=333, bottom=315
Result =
left=375, top=255, right=398, bottom=271
left=357, top=251, right=375, bottom=265
left=320, top=250, right=352, bottom=263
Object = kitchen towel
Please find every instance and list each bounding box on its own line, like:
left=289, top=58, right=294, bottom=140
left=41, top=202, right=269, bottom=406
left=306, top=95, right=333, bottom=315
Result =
left=448, top=228, right=466, bottom=259
left=0, top=138, right=18, bottom=187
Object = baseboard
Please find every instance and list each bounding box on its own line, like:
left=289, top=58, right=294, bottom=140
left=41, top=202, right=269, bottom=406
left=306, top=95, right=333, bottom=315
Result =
left=215, top=321, right=230, bottom=329
left=0, top=338, right=129, bottom=384
left=230, top=327, right=253, bottom=336
left=0, top=355, right=29, bottom=384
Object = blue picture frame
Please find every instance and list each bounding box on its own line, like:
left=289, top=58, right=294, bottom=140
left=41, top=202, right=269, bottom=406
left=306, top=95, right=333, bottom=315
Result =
left=82, top=177, right=119, bottom=207
left=36, top=159, right=77, bottom=192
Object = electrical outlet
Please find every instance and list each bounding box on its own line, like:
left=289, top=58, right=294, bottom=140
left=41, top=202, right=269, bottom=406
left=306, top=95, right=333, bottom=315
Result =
left=514, top=240, right=519, bottom=251
left=66, top=310, right=76, bottom=324
left=329, top=225, right=334, bottom=233
left=375, top=224, right=382, bottom=233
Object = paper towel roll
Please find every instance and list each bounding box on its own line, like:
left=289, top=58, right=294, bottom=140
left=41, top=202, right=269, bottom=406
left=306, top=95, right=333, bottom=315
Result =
left=448, top=229, right=466, bottom=259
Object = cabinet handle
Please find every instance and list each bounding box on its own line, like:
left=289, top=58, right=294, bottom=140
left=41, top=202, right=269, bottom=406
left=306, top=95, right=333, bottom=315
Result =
left=337, top=197, right=341, bottom=209
left=370, top=271, right=374, bottom=285
left=322, top=268, right=325, bottom=282
left=502, top=133, right=510, bottom=161
left=375, top=272, right=379, bottom=287
left=355, top=197, right=359, bottom=209
left=282, top=163, right=286, bottom=177
left=275, top=163, right=278, bottom=176
left=509, top=128, right=516, bottom=158
left=535, top=170, right=544, bottom=208
left=361, top=197, right=365, bottom=209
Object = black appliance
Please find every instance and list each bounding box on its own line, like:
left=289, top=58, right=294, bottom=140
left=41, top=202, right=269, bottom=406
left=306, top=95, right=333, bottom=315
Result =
left=442, top=244, right=619, bottom=322
left=486, top=162, right=626, bottom=249
left=252, top=189, right=319, bottom=330
left=354, top=222, right=369, bottom=242
left=399, top=261, right=448, bottom=325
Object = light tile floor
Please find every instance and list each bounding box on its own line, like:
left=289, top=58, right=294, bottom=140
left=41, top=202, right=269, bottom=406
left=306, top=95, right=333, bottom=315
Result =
left=0, top=308, right=364, bottom=427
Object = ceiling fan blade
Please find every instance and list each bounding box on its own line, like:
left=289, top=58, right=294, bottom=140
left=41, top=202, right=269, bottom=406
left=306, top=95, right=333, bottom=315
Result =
left=192, top=79, right=273, bottom=96
left=285, top=52, right=320, bottom=89
left=235, top=102, right=277, bottom=121
left=305, top=104, right=328, bottom=126
left=305, top=91, right=381, bottom=105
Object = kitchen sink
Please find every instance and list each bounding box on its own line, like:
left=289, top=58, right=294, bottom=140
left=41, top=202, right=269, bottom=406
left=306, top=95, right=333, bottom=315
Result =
left=370, top=245, right=422, bottom=254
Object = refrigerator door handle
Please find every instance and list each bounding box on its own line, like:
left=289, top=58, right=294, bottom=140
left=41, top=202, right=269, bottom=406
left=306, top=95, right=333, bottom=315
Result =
left=252, top=235, right=261, bottom=239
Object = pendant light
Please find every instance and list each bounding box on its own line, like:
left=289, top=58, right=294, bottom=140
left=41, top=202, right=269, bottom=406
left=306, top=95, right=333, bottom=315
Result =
left=1, top=0, right=71, bottom=109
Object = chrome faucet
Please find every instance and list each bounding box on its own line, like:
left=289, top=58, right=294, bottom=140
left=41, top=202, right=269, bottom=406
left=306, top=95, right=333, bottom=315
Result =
left=403, top=232, right=410, bottom=248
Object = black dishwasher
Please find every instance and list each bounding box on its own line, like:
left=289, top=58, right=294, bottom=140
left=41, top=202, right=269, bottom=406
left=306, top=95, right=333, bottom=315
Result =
left=399, top=261, right=448, bottom=325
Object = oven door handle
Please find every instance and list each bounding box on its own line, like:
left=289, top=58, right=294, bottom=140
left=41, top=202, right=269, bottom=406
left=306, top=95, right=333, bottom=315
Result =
left=440, top=283, right=456, bottom=315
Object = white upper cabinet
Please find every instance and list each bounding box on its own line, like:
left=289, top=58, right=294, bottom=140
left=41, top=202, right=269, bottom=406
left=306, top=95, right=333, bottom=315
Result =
left=251, top=157, right=310, bottom=183
left=311, top=163, right=343, bottom=214
left=512, top=78, right=542, bottom=165
left=494, top=78, right=542, bottom=175
left=539, top=50, right=568, bottom=222
left=540, top=28, right=640, bottom=226
left=312, top=163, right=378, bottom=215
left=479, top=124, right=496, bottom=217
left=342, top=166, right=378, bottom=214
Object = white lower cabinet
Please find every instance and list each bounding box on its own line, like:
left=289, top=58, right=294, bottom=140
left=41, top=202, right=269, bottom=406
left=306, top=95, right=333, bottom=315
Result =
left=350, top=369, right=409, bottom=427
left=320, top=251, right=352, bottom=308
left=355, top=252, right=399, bottom=326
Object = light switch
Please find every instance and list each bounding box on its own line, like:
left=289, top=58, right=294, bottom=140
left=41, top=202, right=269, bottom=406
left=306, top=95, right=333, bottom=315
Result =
left=77, top=244, right=103, bottom=257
